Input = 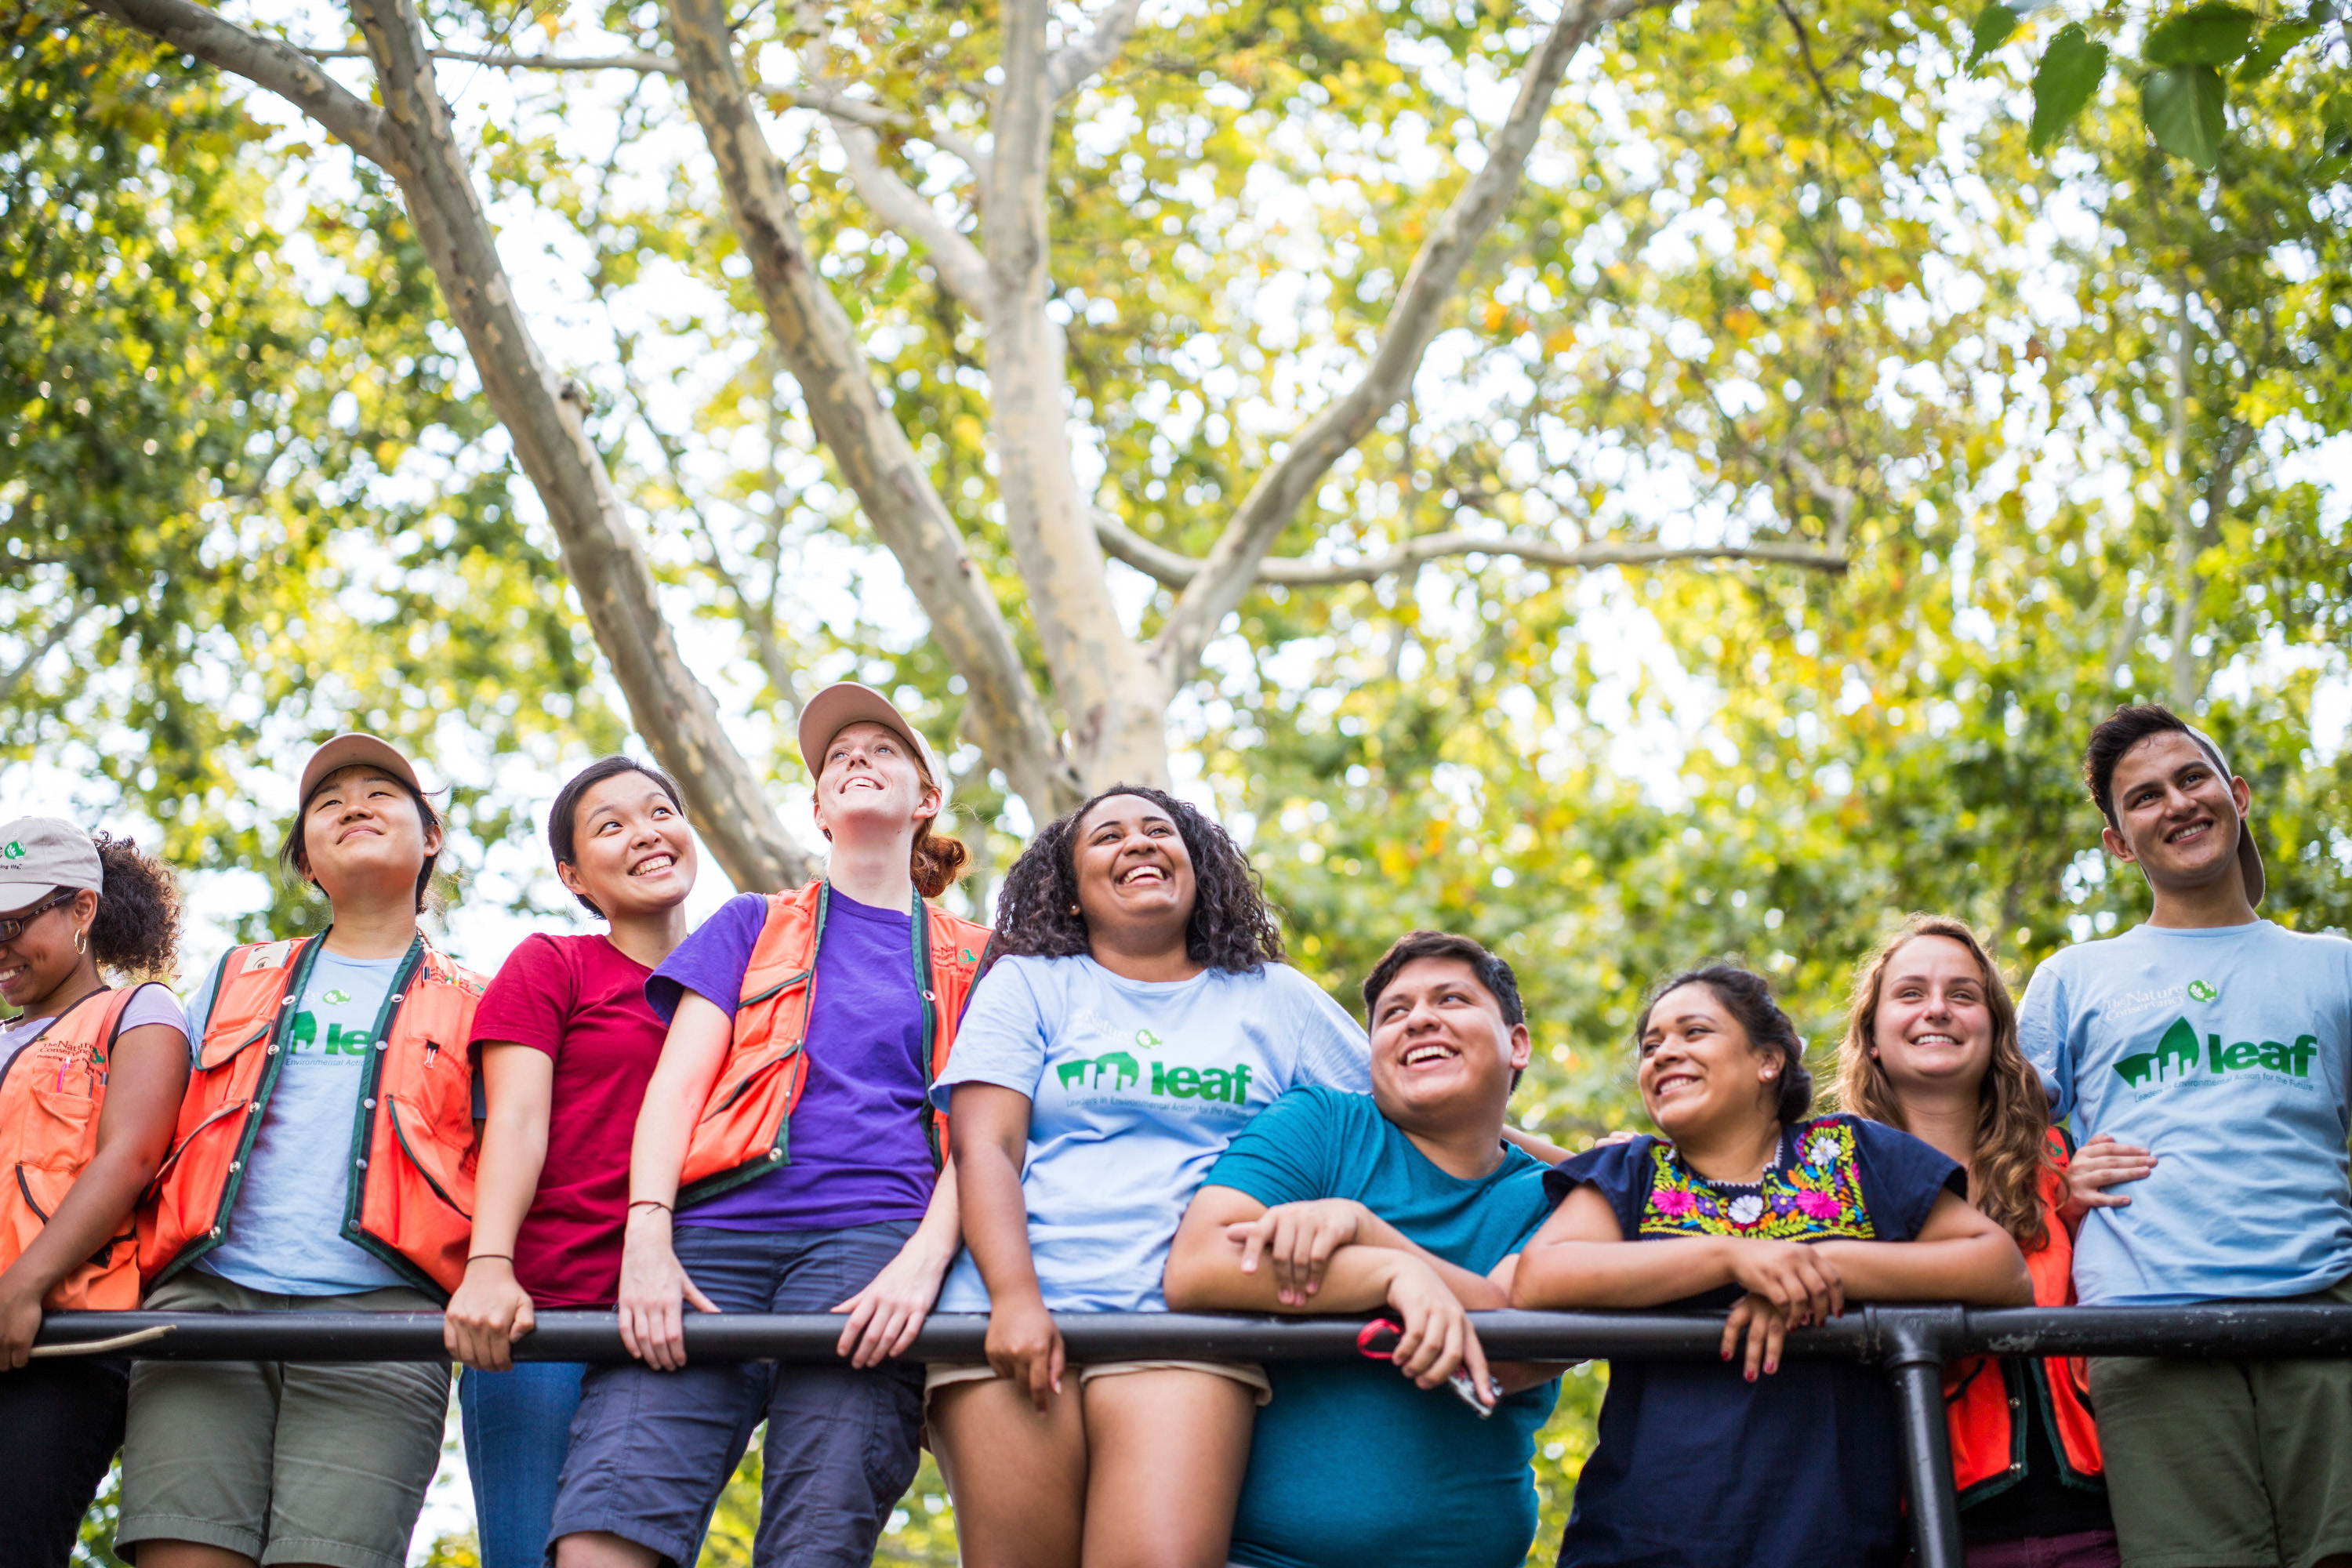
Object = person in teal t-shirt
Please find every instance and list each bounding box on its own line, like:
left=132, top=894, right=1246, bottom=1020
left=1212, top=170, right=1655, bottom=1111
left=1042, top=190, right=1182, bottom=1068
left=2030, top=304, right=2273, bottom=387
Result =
left=1167, top=931, right=1565, bottom=1568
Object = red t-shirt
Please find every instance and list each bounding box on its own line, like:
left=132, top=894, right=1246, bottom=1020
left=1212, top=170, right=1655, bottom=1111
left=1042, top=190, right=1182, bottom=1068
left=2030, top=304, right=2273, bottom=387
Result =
left=469, top=933, right=667, bottom=1308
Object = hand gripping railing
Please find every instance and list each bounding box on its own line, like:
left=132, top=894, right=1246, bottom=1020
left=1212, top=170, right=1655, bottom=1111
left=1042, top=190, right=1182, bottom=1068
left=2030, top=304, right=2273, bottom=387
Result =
left=42, top=1303, right=2352, bottom=1568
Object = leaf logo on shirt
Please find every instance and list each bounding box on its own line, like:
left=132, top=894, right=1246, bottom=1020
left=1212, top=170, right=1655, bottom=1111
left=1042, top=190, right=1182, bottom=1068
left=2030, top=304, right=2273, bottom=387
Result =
left=321, top=988, right=353, bottom=1006
left=1135, top=1028, right=1163, bottom=1051
left=2187, top=979, right=2218, bottom=1003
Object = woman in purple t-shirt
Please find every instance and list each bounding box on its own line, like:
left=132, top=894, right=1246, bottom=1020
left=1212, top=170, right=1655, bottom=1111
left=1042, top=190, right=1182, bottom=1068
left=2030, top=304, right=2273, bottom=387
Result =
left=442, top=757, right=699, bottom=1568
left=547, top=684, right=979, bottom=1568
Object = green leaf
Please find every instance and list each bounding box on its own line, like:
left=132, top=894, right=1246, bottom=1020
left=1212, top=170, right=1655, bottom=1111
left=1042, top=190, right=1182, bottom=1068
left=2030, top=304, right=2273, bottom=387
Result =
left=2143, top=4, right=2259, bottom=67
left=1966, top=2, right=2020, bottom=71
left=2143, top=64, right=2229, bottom=167
left=2029, top=27, right=2111, bottom=153
left=2236, top=19, right=2321, bottom=82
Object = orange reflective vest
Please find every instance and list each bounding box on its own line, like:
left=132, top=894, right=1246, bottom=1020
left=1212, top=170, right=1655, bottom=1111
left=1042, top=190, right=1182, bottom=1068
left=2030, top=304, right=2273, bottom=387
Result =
left=1945, top=1134, right=2103, bottom=1500
left=678, top=881, right=991, bottom=1209
left=0, top=988, right=143, bottom=1310
left=138, top=933, right=486, bottom=1299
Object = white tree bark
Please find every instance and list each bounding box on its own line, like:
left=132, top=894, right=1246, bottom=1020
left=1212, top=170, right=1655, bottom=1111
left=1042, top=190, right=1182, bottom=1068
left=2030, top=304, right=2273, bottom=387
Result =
left=85, top=0, right=818, bottom=892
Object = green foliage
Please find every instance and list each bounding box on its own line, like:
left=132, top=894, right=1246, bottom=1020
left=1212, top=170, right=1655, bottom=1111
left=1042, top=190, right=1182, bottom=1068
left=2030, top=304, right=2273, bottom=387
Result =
left=2032, top=27, right=2113, bottom=151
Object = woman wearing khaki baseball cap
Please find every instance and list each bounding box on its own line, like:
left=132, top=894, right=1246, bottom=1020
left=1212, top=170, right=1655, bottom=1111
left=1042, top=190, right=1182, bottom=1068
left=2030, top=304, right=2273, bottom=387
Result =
left=118, top=735, right=493, bottom=1568
left=547, top=684, right=994, bottom=1568
left=0, top=818, right=189, bottom=1568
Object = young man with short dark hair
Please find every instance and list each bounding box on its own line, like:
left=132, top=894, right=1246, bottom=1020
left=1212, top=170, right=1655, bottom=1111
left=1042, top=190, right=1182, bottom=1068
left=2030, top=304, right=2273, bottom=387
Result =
left=2020, top=704, right=2352, bottom=1568
left=1163, top=930, right=1563, bottom=1568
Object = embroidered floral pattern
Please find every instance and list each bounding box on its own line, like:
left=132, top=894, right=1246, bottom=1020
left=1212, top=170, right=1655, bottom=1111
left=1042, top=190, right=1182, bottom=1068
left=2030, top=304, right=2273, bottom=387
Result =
left=1638, top=1116, right=1878, bottom=1241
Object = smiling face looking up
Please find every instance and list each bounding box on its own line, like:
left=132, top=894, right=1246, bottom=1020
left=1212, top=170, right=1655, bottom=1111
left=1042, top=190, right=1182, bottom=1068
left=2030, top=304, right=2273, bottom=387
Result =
left=2103, top=730, right=2252, bottom=898
left=0, top=885, right=97, bottom=1017
left=809, top=720, right=938, bottom=846
left=1367, top=955, right=1530, bottom=1132
left=295, top=764, right=441, bottom=908
left=1070, top=792, right=1199, bottom=966
left=560, top=771, right=698, bottom=923
left=1637, top=982, right=1782, bottom=1145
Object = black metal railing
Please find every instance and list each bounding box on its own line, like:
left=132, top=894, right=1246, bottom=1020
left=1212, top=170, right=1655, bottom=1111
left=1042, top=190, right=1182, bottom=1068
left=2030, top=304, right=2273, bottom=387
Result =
left=43, top=1305, right=2352, bottom=1568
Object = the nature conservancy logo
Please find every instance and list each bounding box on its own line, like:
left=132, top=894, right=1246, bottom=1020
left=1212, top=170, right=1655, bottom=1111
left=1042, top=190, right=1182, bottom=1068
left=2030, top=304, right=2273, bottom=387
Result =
left=1135, top=1028, right=1163, bottom=1050
left=2187, top=979, right=2220, bottom=1003
left=321, top=989, right=354, bottom=1006
left=2114, top=1015, right=2319, bottom=1088
left=1, top=840, right=22, bottom=860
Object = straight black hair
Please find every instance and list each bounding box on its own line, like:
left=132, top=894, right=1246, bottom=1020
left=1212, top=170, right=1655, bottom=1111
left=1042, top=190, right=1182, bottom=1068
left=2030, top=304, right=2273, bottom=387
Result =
left=1362, top=930, right=1528, bottom=1089
left=1635, top=964, right=1814, bottom=1123
left=2082, top=702, right=2199, bottom=829
left=548, top=755, right=686, bottom=919
left=279, top=770, right=443, bottom=915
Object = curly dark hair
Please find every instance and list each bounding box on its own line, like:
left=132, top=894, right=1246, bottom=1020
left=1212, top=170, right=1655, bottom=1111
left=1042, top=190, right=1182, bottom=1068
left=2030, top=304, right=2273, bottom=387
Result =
left=88, top=831, right=182, bottom=982
left=1635, top=964, right=1814, bottom=1124
left=989, top=785, right=1285, bottom=975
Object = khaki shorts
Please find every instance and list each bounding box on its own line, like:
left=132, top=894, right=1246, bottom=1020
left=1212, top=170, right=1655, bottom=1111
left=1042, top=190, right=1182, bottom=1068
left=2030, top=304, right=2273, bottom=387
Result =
left=2089, top=1274, right=2352, bottom=1568
left=116, top=1269, right=452, bottom=1568
left=923, top=1358, right=1272, bottom=1409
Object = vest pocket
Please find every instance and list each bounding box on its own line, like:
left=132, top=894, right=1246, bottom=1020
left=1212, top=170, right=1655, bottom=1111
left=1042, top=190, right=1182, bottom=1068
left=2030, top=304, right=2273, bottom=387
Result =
left=386, top=1095, right=473, bottom=1218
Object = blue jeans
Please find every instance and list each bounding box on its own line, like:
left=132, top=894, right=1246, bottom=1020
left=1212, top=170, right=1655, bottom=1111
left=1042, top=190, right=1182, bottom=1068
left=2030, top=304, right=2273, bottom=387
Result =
left=547, top=1221, right=924, bottom=1568
left=459, top=1360, right=586, bottom=1568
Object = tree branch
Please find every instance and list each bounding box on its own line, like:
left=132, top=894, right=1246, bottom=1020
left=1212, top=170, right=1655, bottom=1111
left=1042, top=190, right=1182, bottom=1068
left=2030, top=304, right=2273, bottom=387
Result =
left=304, top=44, right=677, bottom=74
left=0, top=595, right=93, bottom=707
left=1046, top=0, right=1147, bottom=99
left=1095, top=513, right=1849, bottom=588
left=1149, top=0, right=1657, bottom=688
left=666, top=0, right=1080, bottom=817
left=82, top=0, right=394, bottom=164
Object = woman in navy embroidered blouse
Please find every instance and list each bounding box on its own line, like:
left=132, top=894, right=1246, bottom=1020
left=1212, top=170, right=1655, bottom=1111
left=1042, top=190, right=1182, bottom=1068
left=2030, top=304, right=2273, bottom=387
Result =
left=1511, top=964, right=2031, bottom=1568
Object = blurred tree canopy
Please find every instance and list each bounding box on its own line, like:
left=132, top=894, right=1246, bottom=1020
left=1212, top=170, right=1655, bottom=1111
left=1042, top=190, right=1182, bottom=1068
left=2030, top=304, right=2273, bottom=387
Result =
left=5, top=0, right=2347, bottom=1561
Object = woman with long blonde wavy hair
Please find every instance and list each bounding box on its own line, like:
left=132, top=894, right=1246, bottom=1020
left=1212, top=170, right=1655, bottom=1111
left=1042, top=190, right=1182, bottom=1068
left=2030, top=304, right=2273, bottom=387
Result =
left=1836, top=914, right=2118, bottom=1566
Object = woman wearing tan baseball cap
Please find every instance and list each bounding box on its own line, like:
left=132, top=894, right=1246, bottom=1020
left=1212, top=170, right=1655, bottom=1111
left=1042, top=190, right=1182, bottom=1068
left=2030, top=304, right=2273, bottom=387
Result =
left=0, top=818, right=189, bottom=1568
left=546, top=685, right=995, bottom=1568
left=118, top=735, right=492, bottom=1568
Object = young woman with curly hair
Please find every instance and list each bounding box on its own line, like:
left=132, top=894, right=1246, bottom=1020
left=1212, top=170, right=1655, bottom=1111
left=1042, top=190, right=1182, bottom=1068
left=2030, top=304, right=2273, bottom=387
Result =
left=0, top=819, right=190, bottom=1568
left=927, top=785, right=1371, bottom=1568
left=1836, top=916, right=2118, bottom=1567
left=1513, top=964, right=2030, bottom=1568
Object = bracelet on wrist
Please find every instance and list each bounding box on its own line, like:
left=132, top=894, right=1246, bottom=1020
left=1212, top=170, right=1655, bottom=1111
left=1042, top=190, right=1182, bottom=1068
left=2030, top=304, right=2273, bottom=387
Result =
left=466, top=1254, right=514, bottom=1265
left=628, top=1200, right=673, bottom=1214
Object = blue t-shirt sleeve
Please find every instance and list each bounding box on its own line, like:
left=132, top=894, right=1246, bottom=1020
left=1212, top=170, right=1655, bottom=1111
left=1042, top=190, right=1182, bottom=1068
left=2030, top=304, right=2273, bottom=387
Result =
left=178, top=955, right=229, bottom=1063
left=1543, top=1138, right=1656, bottom=1239
left=2016, top=958, right=2073, bottom=1120
left=1276, top=966, right=1372, bottom=1094
left=1204, top=1086, right=1347, bottom=1208
left=1844, top=1116, right=1967, bottom=1243
left=646, top=893, right=769, bottom=1024
left=931, top=956, right=1051, bottom=1109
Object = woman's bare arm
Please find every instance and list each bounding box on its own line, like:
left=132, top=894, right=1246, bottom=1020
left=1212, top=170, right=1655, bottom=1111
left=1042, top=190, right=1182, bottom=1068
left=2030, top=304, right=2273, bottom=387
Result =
left=1812, top=1190, right=2032, bottom=1305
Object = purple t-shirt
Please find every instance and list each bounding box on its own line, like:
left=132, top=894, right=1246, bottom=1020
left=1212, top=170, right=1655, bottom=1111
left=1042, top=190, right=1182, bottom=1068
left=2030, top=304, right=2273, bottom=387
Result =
left=647, top=887, right=935, bottom=1231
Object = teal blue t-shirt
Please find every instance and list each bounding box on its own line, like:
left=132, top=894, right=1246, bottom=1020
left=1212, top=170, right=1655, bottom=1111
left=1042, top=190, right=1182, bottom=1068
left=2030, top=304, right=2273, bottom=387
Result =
left=1203, top=1086, right=1561, bottom=1568
left=182, top=946, right=409, bottom=1294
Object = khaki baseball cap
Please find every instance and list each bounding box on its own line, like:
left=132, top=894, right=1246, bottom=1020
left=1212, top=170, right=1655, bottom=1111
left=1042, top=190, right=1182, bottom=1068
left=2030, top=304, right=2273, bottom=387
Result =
left=296, top=733, right=427, bottom=811
left=0, top=817, right=103, bottom=910
left=796, top=683, right=949, bottom=811
left=2184, top=727, right=2266, bottom=909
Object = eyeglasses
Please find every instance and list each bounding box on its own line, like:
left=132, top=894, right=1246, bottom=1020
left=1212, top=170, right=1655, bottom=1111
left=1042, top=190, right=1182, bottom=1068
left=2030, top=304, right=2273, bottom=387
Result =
left=0, top=891, right=77, bottom=946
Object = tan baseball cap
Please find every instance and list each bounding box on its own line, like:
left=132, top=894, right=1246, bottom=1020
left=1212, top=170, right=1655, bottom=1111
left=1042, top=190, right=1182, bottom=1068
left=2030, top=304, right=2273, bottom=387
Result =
left=796, top=683, right=949, bottom=811
left=296, top=733, right=427, bottom=810
left=2185, top=726, right=2266, bottom=908
left=0, top=818, right=102, bottom=910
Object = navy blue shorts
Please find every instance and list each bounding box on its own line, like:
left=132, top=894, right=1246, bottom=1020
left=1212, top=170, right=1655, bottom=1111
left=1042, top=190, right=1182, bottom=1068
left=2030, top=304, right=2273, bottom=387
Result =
left=546, top=1220, right=924, bottom=1568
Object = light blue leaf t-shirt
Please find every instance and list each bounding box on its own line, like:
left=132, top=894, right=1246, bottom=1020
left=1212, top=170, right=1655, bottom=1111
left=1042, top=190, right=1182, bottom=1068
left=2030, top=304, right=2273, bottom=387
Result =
left=2019, top=918, right=2352, bottom=1305
left=931, top=954, right=1372, bottom=1313
left=182, top=947, right=411, bottom=1295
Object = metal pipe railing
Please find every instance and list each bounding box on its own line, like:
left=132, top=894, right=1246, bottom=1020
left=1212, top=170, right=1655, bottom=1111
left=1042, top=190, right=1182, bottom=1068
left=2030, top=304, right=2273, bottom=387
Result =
left=44, top=1304, right=2352, bottom=1568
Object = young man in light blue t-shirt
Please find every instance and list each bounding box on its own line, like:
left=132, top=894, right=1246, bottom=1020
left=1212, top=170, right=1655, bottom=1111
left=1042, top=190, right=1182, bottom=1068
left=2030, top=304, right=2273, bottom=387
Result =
left=2018, top=705, right=2352, bottom=1568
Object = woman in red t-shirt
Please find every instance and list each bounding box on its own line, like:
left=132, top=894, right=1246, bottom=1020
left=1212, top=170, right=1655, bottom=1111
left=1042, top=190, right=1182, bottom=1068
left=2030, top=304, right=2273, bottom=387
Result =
left=442, top=757, right=700, bottom=1568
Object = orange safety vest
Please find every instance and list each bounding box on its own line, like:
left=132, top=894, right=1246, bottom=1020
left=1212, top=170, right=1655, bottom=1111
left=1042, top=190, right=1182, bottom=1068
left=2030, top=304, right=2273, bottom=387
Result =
left=138, top=932, right=486, bottom=1299
left=0, top=988, right=143, bottom=1310
left=678, top=881, right=990, bottom=1208
left=1945, top=1133, right=2103, bottom=1500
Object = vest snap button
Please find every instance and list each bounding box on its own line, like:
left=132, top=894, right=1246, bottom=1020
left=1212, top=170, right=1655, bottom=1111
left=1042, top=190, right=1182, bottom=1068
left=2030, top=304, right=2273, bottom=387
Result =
left=376, top=1040, right=388, bottom=1051
left=229, top=1161, right=240, bottom=1172
left=356, top=1158, right=368, bottom=1168
left=365, top=1098, right=376, bottom=1109
left=769, top=1150, right=783, bottom=1161
left=210, top=1226, right=223, bottom=1236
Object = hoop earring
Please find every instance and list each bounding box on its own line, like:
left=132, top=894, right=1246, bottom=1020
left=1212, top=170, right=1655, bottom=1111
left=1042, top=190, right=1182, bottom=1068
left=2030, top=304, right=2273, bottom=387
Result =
left=74, top=925, right=88, bottom=956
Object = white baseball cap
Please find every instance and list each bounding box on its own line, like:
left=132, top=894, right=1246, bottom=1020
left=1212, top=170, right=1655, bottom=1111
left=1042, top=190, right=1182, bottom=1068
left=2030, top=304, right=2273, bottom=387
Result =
left=0, top=818, right=102, bottom=911
left=296, top=733, right=428, bottom=810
